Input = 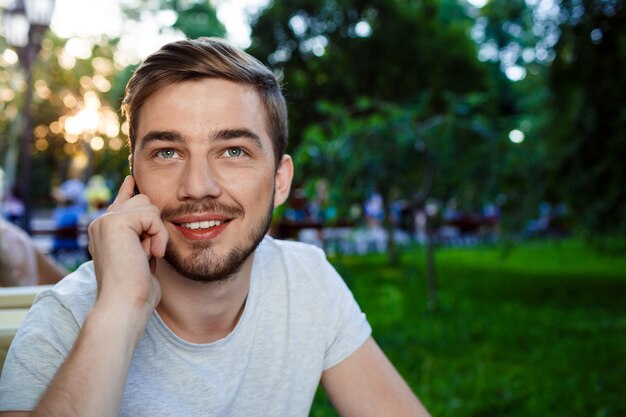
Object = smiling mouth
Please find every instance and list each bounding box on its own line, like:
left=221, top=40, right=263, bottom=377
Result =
left=179, top=219, right=229, bottom=230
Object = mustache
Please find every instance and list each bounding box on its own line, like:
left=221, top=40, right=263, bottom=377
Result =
left=161, top=200, right=243, bottom=220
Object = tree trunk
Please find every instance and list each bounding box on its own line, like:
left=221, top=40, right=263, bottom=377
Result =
left=424, top=214, right=438, bottom=310
left=381, top=193, right=398, bottom=264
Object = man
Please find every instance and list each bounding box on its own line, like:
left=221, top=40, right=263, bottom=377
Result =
left=0, top=38, right=430, bottom=416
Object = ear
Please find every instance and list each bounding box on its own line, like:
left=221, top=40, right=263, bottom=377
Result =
left=274, top=154, right=294, bottom=207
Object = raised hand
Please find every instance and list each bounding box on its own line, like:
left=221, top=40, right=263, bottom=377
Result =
left=27, top=176, right=170, bottom=416
left=87, top=175, right=169, bottom=318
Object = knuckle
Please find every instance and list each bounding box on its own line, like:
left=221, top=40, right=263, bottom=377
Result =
left=134, top=194, right=151, bottom=205
left=87, top=217, right=99, bottom=236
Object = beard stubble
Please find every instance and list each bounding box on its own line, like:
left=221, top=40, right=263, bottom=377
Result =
left=161, top=193, right=274, bottom=283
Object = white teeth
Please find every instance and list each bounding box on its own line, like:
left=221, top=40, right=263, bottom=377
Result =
left=181, top=220, right=223, bottom=230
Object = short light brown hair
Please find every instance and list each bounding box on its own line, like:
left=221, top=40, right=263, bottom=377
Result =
left=122, top=37, right=288, bottom=166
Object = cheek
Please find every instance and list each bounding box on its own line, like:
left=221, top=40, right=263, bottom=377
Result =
left=229, top=172, right=275, bottom=205
left=133, top=168, right=176, bottom=206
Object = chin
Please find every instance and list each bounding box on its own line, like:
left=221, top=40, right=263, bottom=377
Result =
left=161, top=196, right=274, bottom=282
left=163, top=242, right=246, bottom=283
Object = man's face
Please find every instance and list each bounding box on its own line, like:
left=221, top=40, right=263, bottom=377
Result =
left=133, top=78, right=292, bottom=282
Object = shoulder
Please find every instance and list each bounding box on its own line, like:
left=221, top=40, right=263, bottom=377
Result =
left=259, top=236, right=334, bottom=283
left=0, top=267, right=95, bottom=410
left=0, top=219, right=38, bottom=285
left=38, top=261, right=97, bottom=299
left=33, top=261, right=97, bottom=325
left=258, top=238, right=371, bottom=369
left=259, top=235, right=328, bottom=267
left=0, top=218, right=33, bottom=248
left=257, top=236, right=347, bottom=298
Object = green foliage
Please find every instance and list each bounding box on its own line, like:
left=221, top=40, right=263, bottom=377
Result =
left=171, top=1, right=225, bottom=39
left=249, top=0, right=541, bottom=252
left=251, top=0, right=624, bottom=237
left=249, top=0, right=487, bottom=151
left=460, top=0, right=558, bottom=232
left=294, top=93, right=504, bottom=217
left=311, top=240, right=626, bottom=416
left=296, top=99, right=425, bottom=212
left=119, top=0, right=225, bottom=39
left=546, top=0, right=626, bottom=236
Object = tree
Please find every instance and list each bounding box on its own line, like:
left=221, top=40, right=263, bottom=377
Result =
left=295, top=99, right=428, bottom=259
left=249, top=1, right=507, bottom=276
left=249, top=0, right=487, bottom=151
left=547, top=0, right=626, bottom=237
left=464, top=0, right=559, bottom=232
left=248, top=0, right=502, bottom=213
left=296, top=91, right=498, bottom=309
left=119, top=0, right=225, bottom=40
left=0, top=33, right=129, bottom=207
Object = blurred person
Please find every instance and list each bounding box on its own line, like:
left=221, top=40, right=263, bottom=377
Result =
left=310, top=179, right=336, bottom=223
left=50, top=190, right=84, bottom=256
left=58, top=176, right=87, bottom=211
left=0, top=38, right=431, bottom=417
left=0, top=217, right=67, bottom=287
left=2, top=186, right=25, bottom=227
left=81, top=174, right=112, bottom=230
left=81, top=175, right=113, bottom=261
left=364, top=191, right=385, bottom=228
left=84, top=175, right=112, bottom=214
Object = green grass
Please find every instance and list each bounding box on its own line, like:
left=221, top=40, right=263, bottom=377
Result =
left=311, top=239, right=626, bottom=417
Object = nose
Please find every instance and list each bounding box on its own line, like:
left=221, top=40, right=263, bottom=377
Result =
left=177, top=156, right=222, bottom=201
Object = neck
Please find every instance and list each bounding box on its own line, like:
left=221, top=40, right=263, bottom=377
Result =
left=153, top=255, right=254, bottom=344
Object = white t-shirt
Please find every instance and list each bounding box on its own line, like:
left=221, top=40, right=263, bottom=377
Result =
left=0, top=237, right=371, bottom=416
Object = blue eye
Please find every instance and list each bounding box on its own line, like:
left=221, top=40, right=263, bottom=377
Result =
left=224, top=147, right=244, bottom=158
left=156, top=149, right=179, bottom=159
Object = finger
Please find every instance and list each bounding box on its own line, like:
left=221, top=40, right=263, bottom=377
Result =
left=149, top=257, right=157, bottom=275
left=88, top=239, right=94, bottom=259
left=136, top=213, right=169, bottom=258
left=141, top=234, right=153, bottom=258
left=109, top=176, right=136, bottom=210
left=150, top=226, right=169, bottom=258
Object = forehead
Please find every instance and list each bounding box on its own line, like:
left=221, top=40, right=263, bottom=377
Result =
left=135, top=78, right=270, bottom=144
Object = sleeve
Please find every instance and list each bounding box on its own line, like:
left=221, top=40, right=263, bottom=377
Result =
left=320, top=256, right=372, bottom=370
left=0, top=294, right=80, bottom=411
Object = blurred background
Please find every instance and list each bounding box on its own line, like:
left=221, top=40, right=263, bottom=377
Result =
left=0, top=0, right=625, bottom=415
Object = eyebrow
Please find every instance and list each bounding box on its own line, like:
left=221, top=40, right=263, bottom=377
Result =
left=138, top=129, right=264, bottom=150
left=213, top=129, right=264, bottom=150
left=138, top=130, right=184, bottom=150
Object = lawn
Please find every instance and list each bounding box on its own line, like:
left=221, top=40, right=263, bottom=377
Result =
left=311, top=239, right=626, bottom=417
